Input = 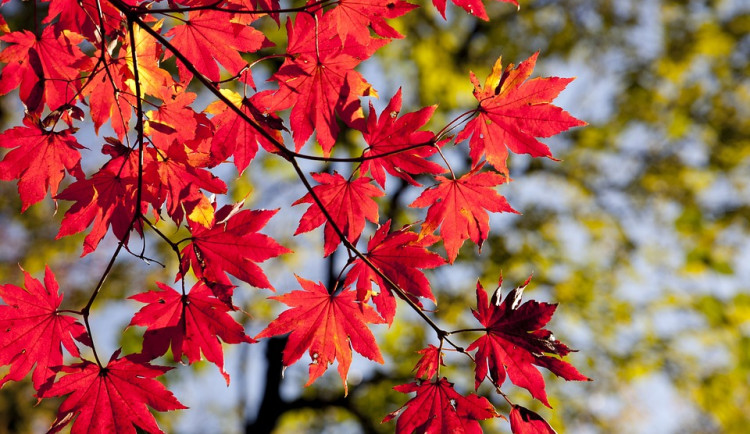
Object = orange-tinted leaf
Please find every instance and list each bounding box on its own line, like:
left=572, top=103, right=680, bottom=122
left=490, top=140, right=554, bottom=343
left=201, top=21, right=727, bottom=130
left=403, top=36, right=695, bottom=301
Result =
left=344, top=220, right=444, bottom=323
left=43, top=351, right=186, bottom=434
left=360, top=88, right=443, bottom=188
left=165, top=10, right=269, bottom=82
left=383, top=377, right=499, bottom=433
left=456, top=53, right=586, bottom=175
left=129, top=282, right=253, bottom=384
left=0, top=266, right=88, bottom=393
left=179, top=206, right=291, bottom=303
left=294, top=172, right=384, bottom=256
left=409, top=164, right=517, bottom=262
left=325, top=0, right=417, bottom=44
left=0, top=27, right=91, bottom=113
left=56, top=140, right=154, bottom=256
left=0, top=116, right=84, bottom=211
left=260, top=14, right=385, bottom=155
left=255, top=277, right=383, bottom=395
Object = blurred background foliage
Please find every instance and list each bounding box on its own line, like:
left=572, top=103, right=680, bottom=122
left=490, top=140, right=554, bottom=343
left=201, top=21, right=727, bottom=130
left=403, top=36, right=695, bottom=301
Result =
left=1, top=0, right=749, bottom=432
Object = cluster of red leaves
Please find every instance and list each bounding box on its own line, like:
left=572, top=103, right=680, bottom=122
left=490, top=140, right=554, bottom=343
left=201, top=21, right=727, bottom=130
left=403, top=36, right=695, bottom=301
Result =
left=0, top=0, right=587, bottom=432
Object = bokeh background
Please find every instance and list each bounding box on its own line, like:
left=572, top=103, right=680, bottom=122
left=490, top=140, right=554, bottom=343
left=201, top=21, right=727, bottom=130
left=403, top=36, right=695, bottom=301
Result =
left=1, top=0, right=749, bottom=433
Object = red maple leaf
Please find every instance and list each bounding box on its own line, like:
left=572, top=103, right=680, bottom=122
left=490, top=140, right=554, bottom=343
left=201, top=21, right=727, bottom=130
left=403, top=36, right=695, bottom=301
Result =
left=409, top=164, right=518, bottom=263
left=467, top=276, right=589, bottom=406
left=165, top=10, right=270, bottom=82
left=83, top=59, right=134, bottom=139
left=325, top=0, right=418, bottom=44
left=456, top=53, right=586, bottom=175
left=43, top=0, right=122, bottom=41
left=360, top=88, right=444, bottom=188
left=150, top=141, right=227, bottom=225
left=0, top=116, right=84, bottom=211
left=413, top=345, right=445, bottom=380
left=383, top=377, right=499, bottom=433
left=0, top=26, right=91, bottom=113
left=343, top=220, right=444, bottom=323
left=179, top=204, right=291, bottom=303
left=431, top=0, right=518, bottom=21
left=509, top=405, right=556, bottom=434
left=206, top=90, right=285, bottom=173
left=294, top=171, right=384, bottom=256
left=42, top=350, right=186, bottom=434
left=0, top=266, right=88, bottom=393
left=260, top=13, right=386, bottom=155
left=56, top=139, right=155, bottom=256
left=255, top=276, right=384, bottom=395
left=129, top=281, right=253, bottom=384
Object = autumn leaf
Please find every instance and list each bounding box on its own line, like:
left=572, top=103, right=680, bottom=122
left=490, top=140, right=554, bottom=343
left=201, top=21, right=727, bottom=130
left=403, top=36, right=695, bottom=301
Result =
left=0, top=26, right=91, bottom=113
left=383, top=377, right=499, bottom=433
left=129, top=282, right=253, bottom=384
left=325, top=0, right=418, bottom=44
left=456, top=53, right=586, bottom=175
left=206, top=89, right=285, bottom=173
left=343, top=220, right=444, bottom=323
left=413, top=345, right=445, bottom=380
left=165, top=10, right=270, bottom=82
left=255, top=276, right=384, bottom=395
left=179, top=205, right=291, bottom=303
left=360, top=88, right=444, bottom=188
left=0, top=266, right=88, bottom=393
left=409, top=163, right=518, bottom=262
left=56, top=139, right=155, bottom=256
left=83, top=59, right=134, bottom=138
left=431, top=0, right=518, bottom=21
left=467, top=276, right=589, bottom=406
left=260, top=13, right=386, bottom=155
left=0, top=116, right=84, bottom=211
left=150, top=141, right=227, bottom=225
left=43, top=350, right=186, bottom=434
left=509, top=405, right=556, bottom=434
left=294, top=171, right=384, bottom=256
left=123, top=20, right=175, bottom=98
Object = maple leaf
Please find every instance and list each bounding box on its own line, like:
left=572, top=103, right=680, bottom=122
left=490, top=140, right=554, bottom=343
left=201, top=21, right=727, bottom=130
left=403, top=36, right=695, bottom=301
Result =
left=151, top=142, right=227, bottom=225
left=467, top=276, right=589, bottom=407
left=383, top=377, right=499, bottom=433
left=0, top=26, right=91, bottom=113
left=413, top=345, right=445, bottom=380
left=165, top=10, right=270, bottom=82
left=123, top=20, right=175, bottom=99
left=509, top=405, right=556, bottom=434
left=0, top=116, right=84, bottom=211
left=129, top=282, right=253, bottom=384
left=0, top=266, right=88, bottom=393
left=294, top=171, right=384, bottom=256
left=431, top=0, right=518, bottom=21
left=409, top=163, right=518, bottom=263
left=43, top=350, right=186, bottom=434
left=260, top=14, right=386, bottom=155
left=325, top=0, right=418, bottom=44
left=83, top=60, right=134, bottom=138
left=206, top=89, right=285, bottom=173
left=179, top=205, right=291, bottom=303
left=43, top=0, right=122, bottom=41
left=343, top=220, right=444, bottom=323
left=456, top=53, right=586, bottom=175
left=56, top=139, right=155, bottom=256
left=255, top=276, right=384, bottom=395
left=360, top=88, right=444, bottom=188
